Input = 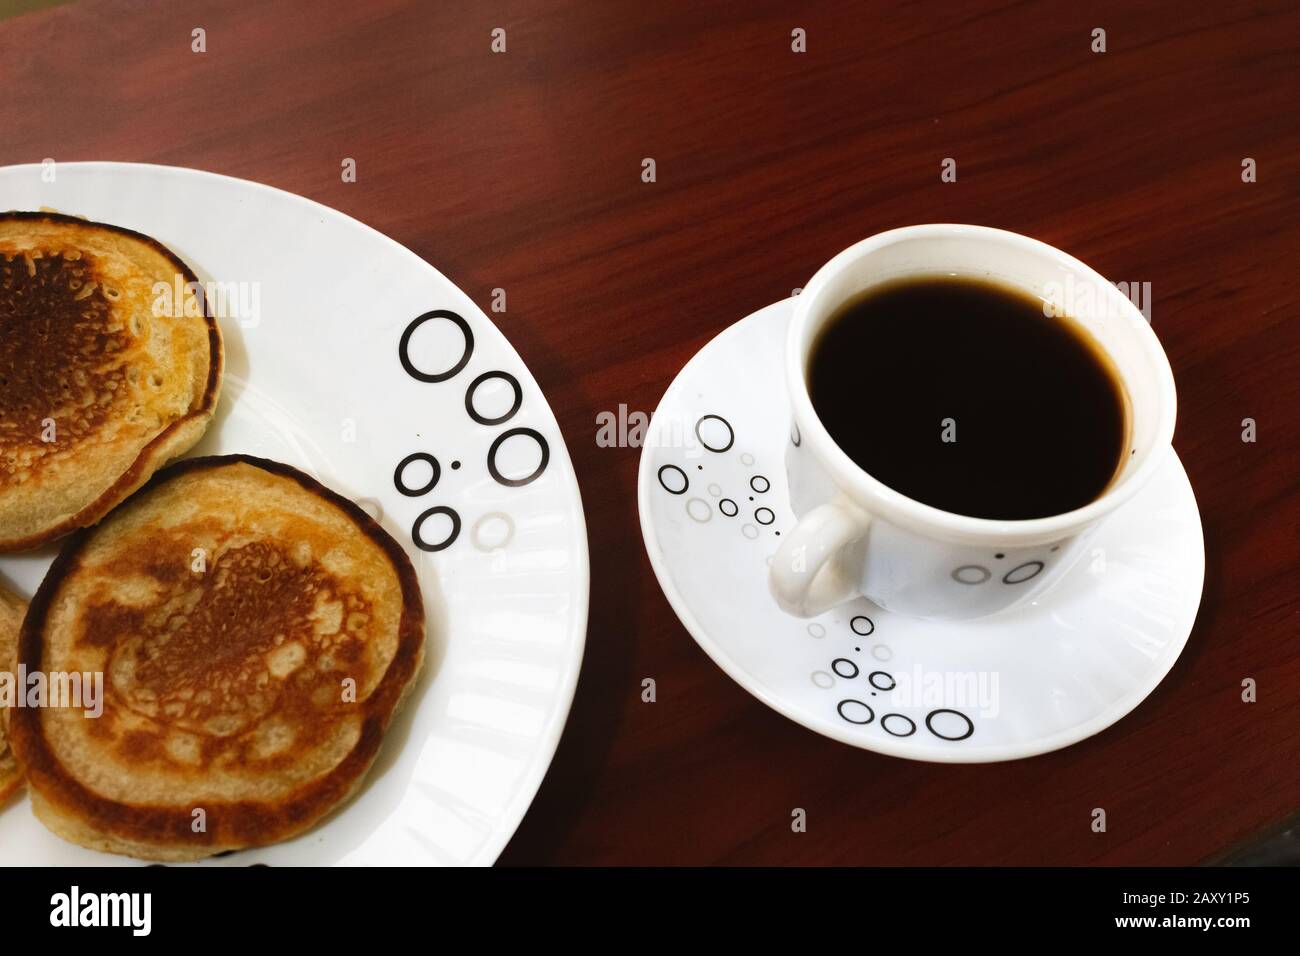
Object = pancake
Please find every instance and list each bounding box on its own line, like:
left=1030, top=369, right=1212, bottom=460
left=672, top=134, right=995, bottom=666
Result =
left=10, top=455, right=425, bottom=860
left=0, top=585, right=26, bottom=803
left=0, top=212, right=223, bottom=552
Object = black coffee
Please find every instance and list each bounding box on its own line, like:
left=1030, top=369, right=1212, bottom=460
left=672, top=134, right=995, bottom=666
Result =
left=808, top=276, right=1128, bottom=520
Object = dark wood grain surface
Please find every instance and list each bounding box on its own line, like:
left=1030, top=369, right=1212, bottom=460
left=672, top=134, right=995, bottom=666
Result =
left=2, top=0, right=1296, bottom=865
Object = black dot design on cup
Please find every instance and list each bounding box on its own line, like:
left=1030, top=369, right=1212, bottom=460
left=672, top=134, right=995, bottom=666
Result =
left=881, top=714, right=917, bottom=737
left=393, top=452, right=440, bottom=497
left=755, top=507, right=775, bottom=526
left=850, top=615, right=875, bottom=636
left=465, top=370, right=522, bottom=426
left=868, top=671, right=895, bottom=692
left=831, top=658, right=859, bottom=679
left=694, top=414, right=734, bottom=453
left=411, top=505, right=461, bottom=552
left=952, top=565, right=991, bottom=585
left=750, top=475, right=770, bottom=494
left=837, top=700, right=875, bottom=725
left=791, top=422, right=801, bottom=447
left=1002, top=560, right=1045, bottom=585
left=658, top=464, right=688, bottom=495
left=488, top=427, right=550, bottom=487
left=719, top=498, right=738, bottom=517
left=398, top=310, right=474, bottom=383
left=926, top=708, right=975, bottom=741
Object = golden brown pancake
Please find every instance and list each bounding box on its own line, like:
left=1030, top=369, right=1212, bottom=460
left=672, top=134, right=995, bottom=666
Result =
left=0, top=212, right=223, bottom=552
left=10, top=455, right=425, bottom=860
left=0, top=585, right=26, bottom=803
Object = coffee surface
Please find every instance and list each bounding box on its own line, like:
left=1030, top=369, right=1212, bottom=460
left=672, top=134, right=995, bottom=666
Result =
left=808, top=276, right=1128, bottom=520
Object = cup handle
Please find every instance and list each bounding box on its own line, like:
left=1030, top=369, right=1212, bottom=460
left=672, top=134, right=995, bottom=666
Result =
left=769, top=501, right=868, bottom=617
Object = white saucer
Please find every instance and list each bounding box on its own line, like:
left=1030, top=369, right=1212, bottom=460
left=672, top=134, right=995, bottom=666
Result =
left=0, top=163, right=588, bottom=864
left=637, top=298, right=1203, bottom=763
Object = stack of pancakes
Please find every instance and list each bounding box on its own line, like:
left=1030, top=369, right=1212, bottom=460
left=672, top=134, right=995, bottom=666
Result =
left=0, top=214, right=424, bottom=860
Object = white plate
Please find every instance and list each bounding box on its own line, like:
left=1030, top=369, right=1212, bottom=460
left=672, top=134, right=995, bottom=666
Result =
left=638, top=298, right=1203, bottom=762
left=0, top=162, right=589, bottom=864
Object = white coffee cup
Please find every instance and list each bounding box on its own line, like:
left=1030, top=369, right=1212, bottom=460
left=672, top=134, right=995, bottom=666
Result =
left=769, top=224, right=1177, bottom=619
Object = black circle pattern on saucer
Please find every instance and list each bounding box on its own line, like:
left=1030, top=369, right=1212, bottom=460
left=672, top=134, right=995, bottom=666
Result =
left=694, top=414, right=734, bottom=453
left=657, top=464, right=688, bottom=495
left=1003, top=560, right=1045, bottom=585
left=881, top=714, right=917, bottom=737
left=393, top=452, right=441, bottom=497
left=719, top=498, right=739, bottom=517
left=465, top=370, right=522, bottom=426
left=831, top=658, right=859, bottom=679
left=837, top=700, right=875, bottom=725
left=750, top=475, right=770, bottom=493
left=411, top=505, right=461, bottom=552
left=925, top=708, right=975, bottom=741
left=398, top=310, right=474, bottom=383
left=850, top=615, right=874, bottom=636
left=754, top=507, right=775, bottom=525
left=868, top=671, right=895, bottom=691
left=488, top=427, right=550, bottom=487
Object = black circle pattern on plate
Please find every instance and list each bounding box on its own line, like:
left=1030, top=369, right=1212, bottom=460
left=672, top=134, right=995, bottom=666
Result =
left=831, top=657, right=859, bottom=679
left=465, top=370, right=523, bottom=426
left=694, top=414, right=734, bottom=453
left=393, top=452, right=441, bottom=497
left=850, top=615, right=875, bottom=636
left=487, top=427, right=551, bottom=487
left=411, top=506, right=461, bottom=552
left=925, top=708, right=975, bottom=741
left=719, top=498, right=739, bottom=517
left=837, top=700, right=875, bottom=725
left=750, top=475, right=770, bottom=493
left=868, top=671, right=896, bottom=691
left=754, top=507, right=775, bottom=525
left=398, top=310, right=474, bottom=383
left=657, top=464, right=688, bottom=495
left=881, top=714, right=917, bottom=737
left=1002, top=560, right=1045, bottom=585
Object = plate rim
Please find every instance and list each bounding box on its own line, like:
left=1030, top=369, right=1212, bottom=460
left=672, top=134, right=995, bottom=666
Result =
left=637, top=297, right=1204, bottom=764
left=0, top=160, right=591, bottom=864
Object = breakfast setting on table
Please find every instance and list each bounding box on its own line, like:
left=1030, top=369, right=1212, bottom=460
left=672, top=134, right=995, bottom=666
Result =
left=0, top=0, right=1294, bottom=876
left=0, top=188, right=1203, bottom=859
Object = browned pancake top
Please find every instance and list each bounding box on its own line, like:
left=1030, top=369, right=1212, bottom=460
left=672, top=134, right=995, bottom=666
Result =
left=0, top=212, right=222, bottom=553
left=81, top=529, right=377, bottom=770
left=12, top=456, right=424, bottom=856
left=0, top=246, right=132, bottom=481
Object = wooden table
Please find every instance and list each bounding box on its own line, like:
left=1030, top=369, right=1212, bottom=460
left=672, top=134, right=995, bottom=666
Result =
left=3, top=0, right=1296, bottom=866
